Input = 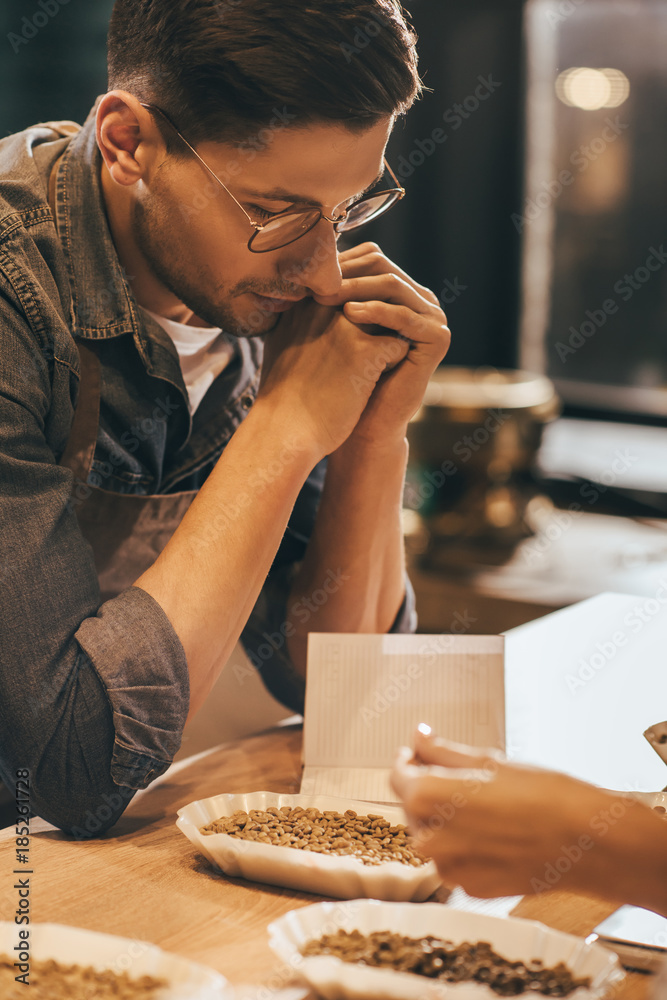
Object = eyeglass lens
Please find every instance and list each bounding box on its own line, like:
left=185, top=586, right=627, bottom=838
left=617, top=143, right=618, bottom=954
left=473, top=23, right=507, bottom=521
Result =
left=249, top=191, right=402, bottom=251
left=337, top=191, right=402, bottom=231
left=249, top=208, right=322, bottom=251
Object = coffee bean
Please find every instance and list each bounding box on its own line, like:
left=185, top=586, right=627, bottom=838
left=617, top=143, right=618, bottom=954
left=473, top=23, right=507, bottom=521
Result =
left=301, top=932, right=591, bottom=996
left=201, top=807, right=427, bottom=866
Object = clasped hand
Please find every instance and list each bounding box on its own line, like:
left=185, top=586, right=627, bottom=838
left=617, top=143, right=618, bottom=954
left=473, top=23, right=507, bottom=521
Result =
left=257, top=242, right=450, bottom=457
left=316, top=242, right=451, bottom=446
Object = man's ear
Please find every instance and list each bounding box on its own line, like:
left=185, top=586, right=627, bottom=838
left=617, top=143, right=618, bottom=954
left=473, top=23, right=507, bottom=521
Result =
left=96, top=91, right=162, bottom=186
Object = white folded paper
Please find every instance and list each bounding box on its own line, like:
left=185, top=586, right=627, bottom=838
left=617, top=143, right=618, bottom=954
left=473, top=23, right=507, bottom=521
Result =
left=301, top=632, right=505, bottom=802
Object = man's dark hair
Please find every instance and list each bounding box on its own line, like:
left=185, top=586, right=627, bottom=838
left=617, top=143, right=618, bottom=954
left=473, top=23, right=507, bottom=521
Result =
left=107, top=0, right=421, bottom=152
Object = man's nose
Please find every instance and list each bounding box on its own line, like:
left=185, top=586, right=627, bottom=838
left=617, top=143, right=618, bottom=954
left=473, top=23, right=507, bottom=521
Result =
left=279, top=224, right=343, bottom=298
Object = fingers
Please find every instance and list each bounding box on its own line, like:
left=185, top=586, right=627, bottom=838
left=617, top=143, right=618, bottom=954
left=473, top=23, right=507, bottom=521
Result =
left=391, top=751, right=494, bottom=816
left=390, top=746, right=420, bottom=801
left=326, top=242, right=443, bottom=310
left=315, top=244, right=449, bottom=360
left=338, top=242, right=440, bottom=304
left=345, top=300, right=429, bottom=341
left=355, top=330, right=411, bottom=378
left=338, top=241, right=381, bottom=262
left=390, top=750, right=465, bottom=810
left=414, top=727, right=506, bottom=770
left=316, top=272, right=438, bottom=318
left=266, top=299, right=413, bottom=388
left=344, top=302, right=450, bottom=360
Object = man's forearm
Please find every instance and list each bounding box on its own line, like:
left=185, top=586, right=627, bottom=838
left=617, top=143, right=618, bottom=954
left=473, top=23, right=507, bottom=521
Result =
left=286, top=432, right=409, bottom=674
left=133, top=398, right=321, bottom=720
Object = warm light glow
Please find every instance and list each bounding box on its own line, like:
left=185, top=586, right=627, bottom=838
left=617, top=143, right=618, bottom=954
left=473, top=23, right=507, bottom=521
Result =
left=556, top=67, right=630, bottom=110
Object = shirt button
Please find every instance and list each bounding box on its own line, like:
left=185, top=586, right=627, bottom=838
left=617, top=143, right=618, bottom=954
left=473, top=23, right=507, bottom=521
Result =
left=240, top=393, right=255, bottom=410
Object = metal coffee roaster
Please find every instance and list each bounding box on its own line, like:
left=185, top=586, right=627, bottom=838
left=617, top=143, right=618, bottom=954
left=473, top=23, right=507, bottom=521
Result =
left=406, top=367, right=560, bottom=569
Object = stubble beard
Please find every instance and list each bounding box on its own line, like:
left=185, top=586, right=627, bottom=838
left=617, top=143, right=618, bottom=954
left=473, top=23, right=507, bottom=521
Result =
left=132, top=192, right=281, bottom=338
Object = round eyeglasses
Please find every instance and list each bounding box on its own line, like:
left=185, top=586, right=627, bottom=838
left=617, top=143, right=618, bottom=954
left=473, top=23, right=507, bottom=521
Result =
left=139, top=102, right=405, bottom=253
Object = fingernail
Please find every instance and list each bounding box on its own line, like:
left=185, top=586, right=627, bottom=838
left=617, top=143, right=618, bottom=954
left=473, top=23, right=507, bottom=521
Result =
left=345, top=301, right=366, bottom=312
left=417, top=723, right=432, bottom=737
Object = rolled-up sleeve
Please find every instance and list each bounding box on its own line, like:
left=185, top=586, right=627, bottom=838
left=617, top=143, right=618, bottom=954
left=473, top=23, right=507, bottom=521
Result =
left=75, top=587, right=189, bottom=788
left=0, top=293, right=189, bottom=833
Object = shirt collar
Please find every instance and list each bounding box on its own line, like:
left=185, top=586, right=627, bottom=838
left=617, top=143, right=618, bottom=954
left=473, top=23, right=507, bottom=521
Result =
left=51, top=96, right=140, bottom=342
left=51, top=97, right=197, bottom=401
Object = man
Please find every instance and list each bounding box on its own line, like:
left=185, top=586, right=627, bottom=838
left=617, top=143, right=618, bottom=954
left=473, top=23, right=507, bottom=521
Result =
left=0, top=0, right=450, bottom=835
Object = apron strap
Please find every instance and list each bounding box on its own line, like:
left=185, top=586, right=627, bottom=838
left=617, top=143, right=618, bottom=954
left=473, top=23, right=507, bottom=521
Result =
left=48, top=149, right=101, bottom=484
left=57, top=340, right=101, bottom=483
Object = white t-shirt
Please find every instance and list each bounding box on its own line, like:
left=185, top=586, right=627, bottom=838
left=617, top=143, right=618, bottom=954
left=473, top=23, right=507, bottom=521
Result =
left=140, top=306, right=234, bottom=415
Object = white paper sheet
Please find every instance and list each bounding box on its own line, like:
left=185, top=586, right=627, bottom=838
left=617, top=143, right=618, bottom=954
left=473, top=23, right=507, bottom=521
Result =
left=505, top=592, right=667, bottom=791
left=301, top=633, right=505, bottom=802
left=299, top=766, right=397, bottom=802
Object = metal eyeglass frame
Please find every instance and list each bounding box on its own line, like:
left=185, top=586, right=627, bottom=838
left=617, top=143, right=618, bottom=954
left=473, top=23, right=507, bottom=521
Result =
left=139, top=102, right=405, bottom=253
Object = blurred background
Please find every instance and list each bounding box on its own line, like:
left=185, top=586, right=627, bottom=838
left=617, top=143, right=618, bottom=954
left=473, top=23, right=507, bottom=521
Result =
left=2, top=0, right=667, bottom=649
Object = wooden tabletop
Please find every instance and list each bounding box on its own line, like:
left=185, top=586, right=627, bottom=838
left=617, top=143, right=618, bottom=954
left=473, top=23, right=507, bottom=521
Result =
left=0, top=723, right=652, bottom=997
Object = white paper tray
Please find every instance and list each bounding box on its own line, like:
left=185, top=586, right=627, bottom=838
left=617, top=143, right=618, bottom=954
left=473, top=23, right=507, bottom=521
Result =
left=267, top=899, right=625, bottom=1000
left=0, top=922, right=230, bottom=999
left=176, top=791, right=441, bottom=901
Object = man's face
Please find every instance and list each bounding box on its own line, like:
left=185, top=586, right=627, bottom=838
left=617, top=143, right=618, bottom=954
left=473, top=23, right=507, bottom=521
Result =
left=131, top=118, right=393, bottom=335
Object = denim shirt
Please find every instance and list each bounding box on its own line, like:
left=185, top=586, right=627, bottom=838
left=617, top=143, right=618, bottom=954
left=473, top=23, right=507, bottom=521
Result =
left=0, top=99, right=416, bottom=833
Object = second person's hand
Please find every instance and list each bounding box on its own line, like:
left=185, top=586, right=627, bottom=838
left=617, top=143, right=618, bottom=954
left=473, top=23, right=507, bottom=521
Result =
left=392, top=728, right=579, bottom=898
left=391, top=726, right=656, bottom=902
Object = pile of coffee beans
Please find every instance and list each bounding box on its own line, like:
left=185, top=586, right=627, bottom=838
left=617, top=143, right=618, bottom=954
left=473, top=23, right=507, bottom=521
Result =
left=200, top=806, right=427, bottom=866
left=0, top=954, right=166, bottom=999
left=301, top=930, right=592, bottom=996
